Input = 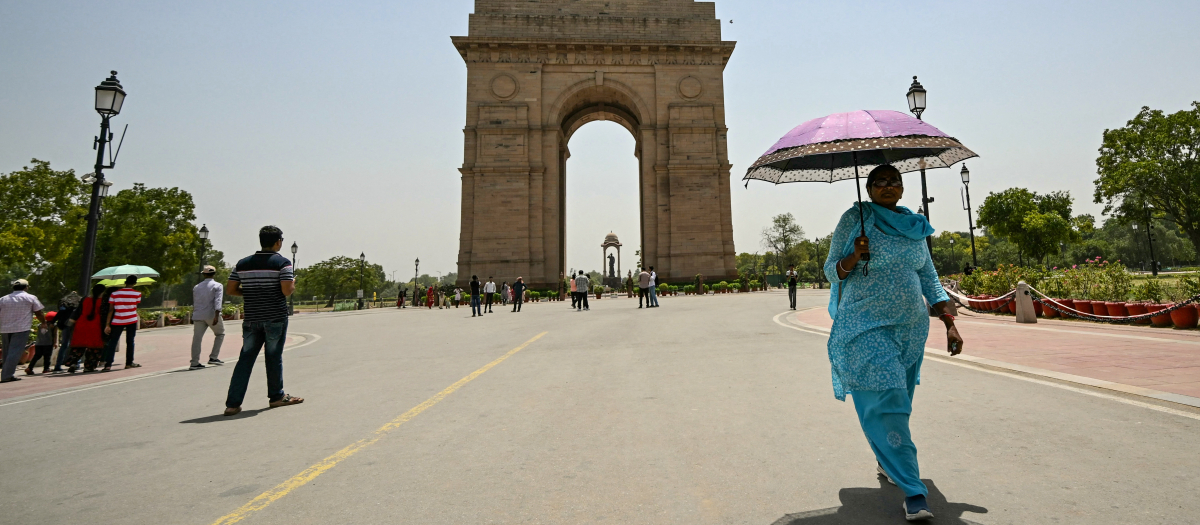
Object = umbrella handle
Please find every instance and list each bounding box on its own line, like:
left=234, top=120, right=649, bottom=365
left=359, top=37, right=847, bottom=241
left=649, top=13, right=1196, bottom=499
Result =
left=853, top=152, right=871, bottom=275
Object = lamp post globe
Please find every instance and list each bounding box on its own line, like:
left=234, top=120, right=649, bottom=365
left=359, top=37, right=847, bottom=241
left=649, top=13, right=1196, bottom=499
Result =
left=94, top=71, right=126, bottom=116
left=199, top=224, right=209, bottom=240
left=960, top=164, right=970, bottom=184
left=906, top=76, right=926, bottom=120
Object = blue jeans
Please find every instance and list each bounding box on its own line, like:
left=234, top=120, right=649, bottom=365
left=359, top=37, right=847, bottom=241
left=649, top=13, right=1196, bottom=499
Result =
left=850, top=355, right=927, bottom=498
left=225, top=319, right=288, bottom=408
left=471, top=294, right=482, bottom=316
left=649, top=286, right=659, bottom=306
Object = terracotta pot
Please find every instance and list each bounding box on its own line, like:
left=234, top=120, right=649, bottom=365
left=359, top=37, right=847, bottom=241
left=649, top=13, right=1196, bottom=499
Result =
left=1006, top=300, right=1017, bottom=314
left=1073, top=300, right=1094, bottom=315
left=1091, top=301, right=1109, bottom=317
left=1126, top=303, right=1151, bottom=325
left=1042, top=299, right=1060, bottom=318
left=1146, top=304, right=1173, bottom=327
left=1106, top=302, right=1128, bottom=318
left=1032, top=301, right=1044, bottom=316
left=1169, top=304, right=1199, bottom=329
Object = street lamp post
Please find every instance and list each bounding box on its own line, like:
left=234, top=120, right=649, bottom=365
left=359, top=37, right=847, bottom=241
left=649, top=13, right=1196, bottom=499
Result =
left=290, top=242, right=298, bottom=314
left=906, top=76, right=934, bottom=255
left=197, top=224, right=209, bottom=275
left=959, top=164, right=978, bottom=269
left=1145, top=205, right=1159, bottom=276
left=77, top=71, right=126, bottom=295
left=355, top=251, right=364, bottom=309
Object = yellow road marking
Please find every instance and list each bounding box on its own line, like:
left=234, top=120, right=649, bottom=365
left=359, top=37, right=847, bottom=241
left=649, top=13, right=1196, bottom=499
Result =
left=210, top=331, right=549, bottom=525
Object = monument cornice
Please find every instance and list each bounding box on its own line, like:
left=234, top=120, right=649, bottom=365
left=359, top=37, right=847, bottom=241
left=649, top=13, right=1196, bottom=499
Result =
left=451, top=37, right=735, bottom=66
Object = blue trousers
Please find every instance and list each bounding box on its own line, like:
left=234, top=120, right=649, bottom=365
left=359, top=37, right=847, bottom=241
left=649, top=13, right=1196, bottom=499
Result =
left=225, top=320, right=287, bottom=408
left=471, top=295, right=482, bottom=316
left=850, top=354, right=927, bottom=498
left=649, top=286, right=659, bottom=306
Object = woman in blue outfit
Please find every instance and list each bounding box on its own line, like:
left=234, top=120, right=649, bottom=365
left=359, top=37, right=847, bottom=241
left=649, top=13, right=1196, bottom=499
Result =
left=823, top=164, right=964, bottom=521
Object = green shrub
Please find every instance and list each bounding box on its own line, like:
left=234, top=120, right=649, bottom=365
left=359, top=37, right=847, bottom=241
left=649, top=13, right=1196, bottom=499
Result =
left=1132, top=278, right=1166, bottom=303
left=529, top=291, right=541, bottom=300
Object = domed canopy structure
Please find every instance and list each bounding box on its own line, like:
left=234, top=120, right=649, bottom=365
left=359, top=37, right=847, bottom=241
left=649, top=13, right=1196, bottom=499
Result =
left=602, top=232, right=622, bottom=248
left=601, top=232, right=623, bottom=283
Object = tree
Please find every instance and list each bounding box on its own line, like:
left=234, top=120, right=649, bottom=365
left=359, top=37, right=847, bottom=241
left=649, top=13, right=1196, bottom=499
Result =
left=1095, top=102, right=1200, bottom=256
left=0, top=159, right=89, bottom=271
left=977, top=188, right=1081, bottom=265
left=761, top=213, right=805, bottom=275
left=295, top=255, right=383, bottom=306
left=91, top=183, right=201, bottom=290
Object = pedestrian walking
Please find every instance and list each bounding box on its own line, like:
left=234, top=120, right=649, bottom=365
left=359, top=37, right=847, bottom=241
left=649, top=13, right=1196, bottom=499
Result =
left=426, top=285, right=434, bottom=309
left=102, top=275, right=142, bottom=370
left=823, top=165, right=962, bottom=521
left=189, top=265, right=225, bottom=370
left=397, top=287, right=406, bottom=309
left=453, top=287, right=463, bottom=308
left=469, top=275, right=482, bottom=317
left=787, top=264, right=799, bottom=310
left=52, top=291, right=81, bottom=372
left=574, top=271, right=590, bottom=311
left=223, top=225, right=303, bottom=416
left=24, top=311, right=56, bottom=375
left=569, top=274, right=578, bottom=308
left=637, top=268, right=651, bottom=309
left=484, top=277, right=496, bottom=313
left=0, top=279, right=46, bottom=383
left=511, top=278, right=525, bottom=312
left=500, top=282, right=510, bottom=306
left=64, top=284, right=108, bottom=374
left=648, top=266, right=660, bottom=307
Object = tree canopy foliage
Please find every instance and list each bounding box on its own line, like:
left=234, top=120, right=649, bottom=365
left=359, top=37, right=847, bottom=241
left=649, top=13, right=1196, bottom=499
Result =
left=294, top=255, right=385, bottom=306
left=1094, top=102, right=1200, bottom=255
left=977, top=188, right=1082, bottom=264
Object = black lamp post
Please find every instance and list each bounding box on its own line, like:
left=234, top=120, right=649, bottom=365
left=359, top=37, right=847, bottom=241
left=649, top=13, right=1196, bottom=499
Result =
left=358, top=252, right=366, bottom=310
left=197, top=224, right=209, bottom=275
left=290, top=242, right=298, bottom=314
left=906, top=76, right=934, bottom=255
left=1145, top=205, right=1159, bottom=276
left=77, top=71, right=126, bottom=295
left=959, top=164, right=978, bottom=269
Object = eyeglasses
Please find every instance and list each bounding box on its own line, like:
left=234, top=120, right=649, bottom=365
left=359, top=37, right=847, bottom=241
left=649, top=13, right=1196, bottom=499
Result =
left=870, top=179, right=904, bottom=188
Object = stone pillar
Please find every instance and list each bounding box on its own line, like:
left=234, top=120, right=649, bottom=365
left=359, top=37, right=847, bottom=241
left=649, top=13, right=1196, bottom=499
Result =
left=1015, top=281, right=1038, bottom=324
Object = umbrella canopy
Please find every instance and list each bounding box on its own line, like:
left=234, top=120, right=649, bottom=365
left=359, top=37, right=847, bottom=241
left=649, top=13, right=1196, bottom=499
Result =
left=97, top=277, right=157, bottom=288
left=91, top=265, right=160, bottom=279
left=743, top=110, right=977, bottom=184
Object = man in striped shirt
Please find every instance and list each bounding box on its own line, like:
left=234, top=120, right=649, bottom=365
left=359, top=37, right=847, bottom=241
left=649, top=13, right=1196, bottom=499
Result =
left=223, top=225, right=303, bottom=416
left=104, top=275, right=142, bottom=369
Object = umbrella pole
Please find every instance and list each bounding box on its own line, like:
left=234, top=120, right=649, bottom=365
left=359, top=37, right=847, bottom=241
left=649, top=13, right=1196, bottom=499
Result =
left=852, top=153, right=870, bottom=267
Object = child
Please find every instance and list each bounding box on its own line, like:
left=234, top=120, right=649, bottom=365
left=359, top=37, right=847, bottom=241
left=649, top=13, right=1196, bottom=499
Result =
left=26, top=311, right=57, bottom=375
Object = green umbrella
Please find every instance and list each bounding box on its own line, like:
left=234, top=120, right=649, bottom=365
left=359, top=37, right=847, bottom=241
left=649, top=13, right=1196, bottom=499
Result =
left=92, top=265, right=160, bottom=279
left=97, top=277, right=157, bottom=288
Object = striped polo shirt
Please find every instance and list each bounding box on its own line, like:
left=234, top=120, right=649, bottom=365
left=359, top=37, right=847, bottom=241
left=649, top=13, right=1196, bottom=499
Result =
left=229, top=251, right=294, bottom=322
left=108, top=288, right=142, bottom=326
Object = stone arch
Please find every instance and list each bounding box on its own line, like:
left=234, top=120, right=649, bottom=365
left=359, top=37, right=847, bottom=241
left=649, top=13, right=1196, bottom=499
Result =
left=452, top=0, right=738, bottom=290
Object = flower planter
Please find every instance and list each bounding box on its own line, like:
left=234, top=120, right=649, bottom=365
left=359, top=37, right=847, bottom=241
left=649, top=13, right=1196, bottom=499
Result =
left=1042, top=299, right=1060, bottom=318
left=1056, top=299, right=1074, bottom=313
left=1073, top=300, right=1094, bottom=315
left=1146, top=304, right=1172, bottom=327
left=1126, top=303, right=1151, bottom=325
left=1006, top=301, right=1017, bottom=314
left=1169, top=304, right=1199, bottom=330
left=1032, top=301, right=1044, bottom=316
left=1091, top=301, right=1109, bottom=317
left=1105, top=302, right=1128, bottom=318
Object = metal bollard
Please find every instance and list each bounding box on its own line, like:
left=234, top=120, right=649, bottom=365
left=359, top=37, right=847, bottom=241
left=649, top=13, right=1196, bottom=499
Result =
left=1015, top=281, right=1038, bottom=324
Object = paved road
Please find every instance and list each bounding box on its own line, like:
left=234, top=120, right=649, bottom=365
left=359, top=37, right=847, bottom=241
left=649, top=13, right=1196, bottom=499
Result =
left=2, top=290, right=1197, bottom=524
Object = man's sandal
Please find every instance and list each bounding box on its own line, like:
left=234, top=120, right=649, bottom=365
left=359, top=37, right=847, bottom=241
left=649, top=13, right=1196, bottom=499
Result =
left=269, top=394, right=304, bottom=408
left=223, top=407, right=241, bottom=416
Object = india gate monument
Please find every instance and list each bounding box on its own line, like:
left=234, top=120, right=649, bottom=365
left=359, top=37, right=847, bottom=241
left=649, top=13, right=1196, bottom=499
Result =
left=453, top=0, right=738, bottom=289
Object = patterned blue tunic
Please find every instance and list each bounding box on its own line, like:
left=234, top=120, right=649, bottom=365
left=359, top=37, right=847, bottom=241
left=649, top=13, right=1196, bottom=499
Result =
left=823, top=204, right=948, bottom=401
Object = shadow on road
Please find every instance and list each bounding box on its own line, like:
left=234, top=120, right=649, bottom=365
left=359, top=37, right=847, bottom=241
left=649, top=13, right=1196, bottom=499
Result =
left=179, top=408, right=270, bottom=424
left=771, top=478, right=987, bottom=525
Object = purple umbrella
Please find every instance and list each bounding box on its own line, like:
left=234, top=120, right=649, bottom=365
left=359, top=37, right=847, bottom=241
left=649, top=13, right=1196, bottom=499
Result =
left=744, top=110, right=978, bottom=262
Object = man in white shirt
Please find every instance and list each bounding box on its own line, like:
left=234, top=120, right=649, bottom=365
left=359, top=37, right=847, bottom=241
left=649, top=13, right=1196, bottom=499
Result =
left=0, top=279, right=46, bottom=383
left=190, top=266, right=225, bottom=370
left=483, top=277, right=497, bottom=313
left=648, top=266, right=660, bottom=308
left=637, top=269, right=651, bottom=309
left=574, top=271, right=590, bottom=311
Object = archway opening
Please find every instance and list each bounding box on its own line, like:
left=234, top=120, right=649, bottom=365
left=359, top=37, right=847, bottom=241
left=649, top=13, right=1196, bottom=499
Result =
left=564, top=120, right=640, bottom=286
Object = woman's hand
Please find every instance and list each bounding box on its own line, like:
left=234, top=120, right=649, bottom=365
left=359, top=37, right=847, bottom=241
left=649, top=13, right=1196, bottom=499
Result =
left=946, top=324, right=963, bottom=356
left=852, top=236, right=870, bottom=258
left=104, top=325, right=111, bottom=335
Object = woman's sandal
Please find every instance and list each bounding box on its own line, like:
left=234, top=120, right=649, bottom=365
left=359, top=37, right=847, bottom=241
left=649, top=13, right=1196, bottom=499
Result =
left=126, top=363, right=141, bottom=369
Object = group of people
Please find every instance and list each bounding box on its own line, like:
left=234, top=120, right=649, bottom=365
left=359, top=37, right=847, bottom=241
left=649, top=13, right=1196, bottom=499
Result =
left=467, top=275, right=526, bottom=316
left=0, top=274, right=147, bottom=381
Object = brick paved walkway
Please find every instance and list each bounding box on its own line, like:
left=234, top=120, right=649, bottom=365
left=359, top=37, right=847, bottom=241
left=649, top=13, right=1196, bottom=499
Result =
left=0, top=324, right=305, bottom=403
left=792, top=306, right=1200, bottom=405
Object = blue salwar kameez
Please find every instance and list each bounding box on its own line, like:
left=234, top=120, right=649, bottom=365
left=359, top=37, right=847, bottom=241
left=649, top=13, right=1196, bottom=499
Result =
left=823, top=202, right=948, bottom=498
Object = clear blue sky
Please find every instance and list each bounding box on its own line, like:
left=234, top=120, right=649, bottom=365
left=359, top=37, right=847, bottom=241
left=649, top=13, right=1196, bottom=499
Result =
left=2, top=1, right=1197, bottom=277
